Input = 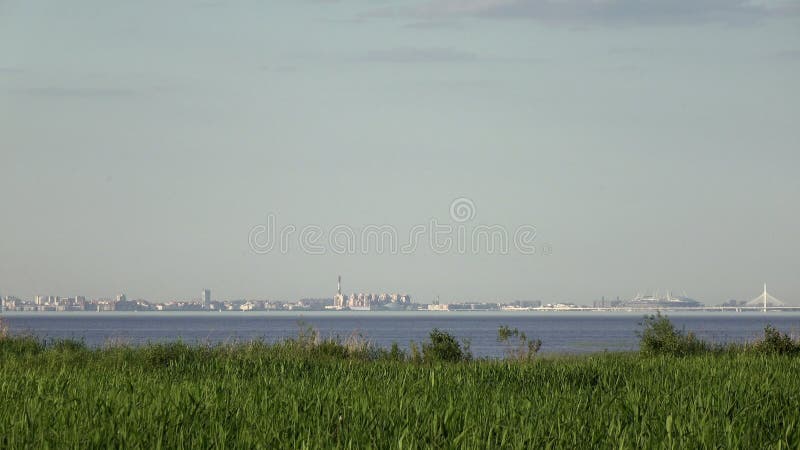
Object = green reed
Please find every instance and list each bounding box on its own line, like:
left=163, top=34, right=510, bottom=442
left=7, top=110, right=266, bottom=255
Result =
left=0, top=321, right=799, bottom=448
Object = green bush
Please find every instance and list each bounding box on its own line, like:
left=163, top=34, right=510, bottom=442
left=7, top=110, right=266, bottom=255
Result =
left=421, top=328, right=471, bottom=363
left=497, top=325, right=542, bottom=361
left=638, top=312, right=708, bottom=356
left=749, top=325, right=800, bottom=355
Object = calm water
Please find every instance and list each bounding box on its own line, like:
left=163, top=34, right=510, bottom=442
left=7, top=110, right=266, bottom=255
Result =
left=4, top=312, right=800, bottom=357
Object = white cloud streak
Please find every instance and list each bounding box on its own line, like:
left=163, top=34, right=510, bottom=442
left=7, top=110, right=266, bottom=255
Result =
left=363, top=0, right=800, bottom=25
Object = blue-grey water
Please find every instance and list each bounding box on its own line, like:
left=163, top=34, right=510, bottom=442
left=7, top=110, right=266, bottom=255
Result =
left=3, top=312, right=800, bottom=357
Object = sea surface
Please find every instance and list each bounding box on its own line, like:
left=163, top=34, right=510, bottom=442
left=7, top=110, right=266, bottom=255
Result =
left=3, top=311, right=800, bottom=357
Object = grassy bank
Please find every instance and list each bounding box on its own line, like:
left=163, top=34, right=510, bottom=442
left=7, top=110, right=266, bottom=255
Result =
left=1, top=319, right=799, bottom=448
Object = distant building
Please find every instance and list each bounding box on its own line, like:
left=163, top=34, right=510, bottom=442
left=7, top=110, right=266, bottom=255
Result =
left=332, top=276, right=346, bottom=310
left=328, top=275, right=412, bottom=311
left=202, top=289, right=211, bottom=309
left=621, top=292, right=702, bottom=309
left=427, top=303, right=450, bottom=311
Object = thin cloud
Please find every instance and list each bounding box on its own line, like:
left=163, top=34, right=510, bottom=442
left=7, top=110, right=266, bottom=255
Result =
left=355, top=47, right=549, bottom=65
left=403, top=20, right=464, bottom=30
left=16, top=87, right=139, bottom=98
left=357, top=47, right=479, bottom=63
left=259, top=64, right=299, bottom=73
left=0, top=67, right=24, bottom=75
left=363, top=0, right=799, bottom=25
left=608, top=47, right=655, bottom=55
left=775, top=49, right=800, bottom=60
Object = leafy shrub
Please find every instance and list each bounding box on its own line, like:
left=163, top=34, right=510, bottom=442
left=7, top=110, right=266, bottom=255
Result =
left=497, top=326, right=542, bottom=361
left=309, top=339, right=350, bottom=359
left=748, top=326, right=800, bottom=356
left=638, top=312, right=708, bottom=357
left=421, top=329, right=471, bottom=363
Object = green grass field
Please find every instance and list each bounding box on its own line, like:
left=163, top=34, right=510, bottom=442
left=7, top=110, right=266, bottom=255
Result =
left=1, top=319, right=799, bottom=448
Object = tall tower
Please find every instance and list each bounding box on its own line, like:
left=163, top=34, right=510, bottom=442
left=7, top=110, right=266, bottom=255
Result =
left=202, top=289, right=211, bottom=310
left=334, top=276, right=345, bottom=309
left=745, top=283, right=784, bottom=311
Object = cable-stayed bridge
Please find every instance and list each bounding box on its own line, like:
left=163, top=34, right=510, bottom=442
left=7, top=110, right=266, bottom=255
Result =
left=543, top=284, right=796, bottom=312
left=745, top=284, right=785, bottom=311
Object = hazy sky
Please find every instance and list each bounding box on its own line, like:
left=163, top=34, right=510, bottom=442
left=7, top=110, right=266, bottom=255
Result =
left=1, top=0, right=799, bottom=304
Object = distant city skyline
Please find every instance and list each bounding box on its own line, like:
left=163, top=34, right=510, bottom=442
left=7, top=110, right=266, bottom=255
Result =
left=1, top=1, right=799, bottom=304
left=0, top=279, right=791, bottom=307
left=2, top=280, right=795, bottom=311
